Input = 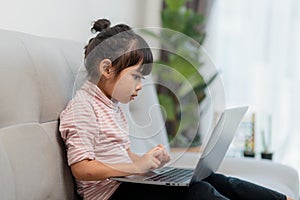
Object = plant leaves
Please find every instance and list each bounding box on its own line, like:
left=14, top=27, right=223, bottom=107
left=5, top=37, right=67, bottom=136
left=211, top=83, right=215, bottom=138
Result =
left=164, top=0, right=186, bottom=11
left=158, top=93, right=176, bottom=121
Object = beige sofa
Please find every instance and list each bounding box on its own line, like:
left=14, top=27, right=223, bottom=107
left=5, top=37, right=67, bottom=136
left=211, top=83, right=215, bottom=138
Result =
left=0, top=29, right=299, bottom=199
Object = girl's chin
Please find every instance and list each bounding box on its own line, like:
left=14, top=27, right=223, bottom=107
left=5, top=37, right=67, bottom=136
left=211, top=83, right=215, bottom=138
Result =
left=118, top=98, right=132, bottom=104
left=116, top=95, right=136, bottom=103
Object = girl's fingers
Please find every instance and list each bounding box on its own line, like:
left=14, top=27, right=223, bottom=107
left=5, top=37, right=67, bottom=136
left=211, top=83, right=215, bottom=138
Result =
left=152, top=157, right=161, bottom=168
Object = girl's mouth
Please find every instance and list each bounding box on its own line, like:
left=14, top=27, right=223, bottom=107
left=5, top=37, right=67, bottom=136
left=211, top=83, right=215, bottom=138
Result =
left=130, top=94, right=137, bottom=100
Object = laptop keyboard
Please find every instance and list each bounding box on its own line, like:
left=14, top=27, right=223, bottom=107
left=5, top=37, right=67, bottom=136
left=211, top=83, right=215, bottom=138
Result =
left=144, top=167, right=194, bottom=183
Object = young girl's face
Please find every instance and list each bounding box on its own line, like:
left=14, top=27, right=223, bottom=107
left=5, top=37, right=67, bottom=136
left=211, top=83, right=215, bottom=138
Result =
left=108, top=63, right=145, bottom=104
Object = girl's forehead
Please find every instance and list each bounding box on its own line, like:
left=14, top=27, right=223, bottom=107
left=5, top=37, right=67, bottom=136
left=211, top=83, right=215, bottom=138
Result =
left=129, top=62, right=143, bottom=72
left=137, top=65, right=144, bottom=73
left=120, top=64, right=142, bottom=74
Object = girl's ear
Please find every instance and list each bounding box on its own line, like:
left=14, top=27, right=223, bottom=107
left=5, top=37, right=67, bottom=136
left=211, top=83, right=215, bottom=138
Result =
left=98, top=59, right=113, bottom=79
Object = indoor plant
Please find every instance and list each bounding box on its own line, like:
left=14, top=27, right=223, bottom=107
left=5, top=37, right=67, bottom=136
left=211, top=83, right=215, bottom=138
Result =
left=260, top=115, right=273, bottom=160
left=145, top=0, right=217, bottom=147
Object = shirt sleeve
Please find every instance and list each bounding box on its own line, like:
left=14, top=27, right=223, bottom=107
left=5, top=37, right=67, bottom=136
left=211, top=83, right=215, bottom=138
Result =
left=59, top=100, right=99, bottom=166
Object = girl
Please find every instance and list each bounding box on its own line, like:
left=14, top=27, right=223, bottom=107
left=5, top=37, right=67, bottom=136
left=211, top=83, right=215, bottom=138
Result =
left=59, top=19, right=291, bottom=200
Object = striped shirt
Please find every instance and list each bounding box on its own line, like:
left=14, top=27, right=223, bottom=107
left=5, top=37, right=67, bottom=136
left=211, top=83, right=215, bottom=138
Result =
left=59, top=80, right=132, bottom=200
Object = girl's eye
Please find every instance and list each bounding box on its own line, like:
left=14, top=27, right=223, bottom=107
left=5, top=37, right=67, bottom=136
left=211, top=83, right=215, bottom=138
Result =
left=133, top=74, right=145, bottom=80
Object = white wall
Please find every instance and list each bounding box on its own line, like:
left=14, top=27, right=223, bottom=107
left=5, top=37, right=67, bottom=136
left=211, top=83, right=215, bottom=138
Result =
left=0, top=0, right=162, bottom=43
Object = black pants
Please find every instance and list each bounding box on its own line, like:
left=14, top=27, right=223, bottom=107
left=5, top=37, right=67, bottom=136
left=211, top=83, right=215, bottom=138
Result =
left=109, top=173, right=286, bottom=200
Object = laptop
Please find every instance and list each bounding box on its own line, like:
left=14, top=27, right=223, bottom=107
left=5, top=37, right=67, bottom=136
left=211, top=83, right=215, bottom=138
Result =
left=110, top=106, right=248, bottom=186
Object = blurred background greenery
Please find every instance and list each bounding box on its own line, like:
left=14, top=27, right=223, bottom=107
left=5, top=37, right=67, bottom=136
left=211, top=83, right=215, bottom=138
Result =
left=146, top=0, right=217, bottom=147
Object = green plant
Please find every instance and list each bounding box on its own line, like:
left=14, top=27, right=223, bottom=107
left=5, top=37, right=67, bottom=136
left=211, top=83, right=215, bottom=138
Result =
left=145, top=0, right=218, bottom=147
left=261, top=130, right=270, bottom=153
left=261, top=115, right=272, bottom=153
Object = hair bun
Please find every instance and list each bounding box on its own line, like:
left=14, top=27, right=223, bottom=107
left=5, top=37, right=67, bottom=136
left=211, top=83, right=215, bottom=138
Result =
left=91, top=19, right=111, bottom=33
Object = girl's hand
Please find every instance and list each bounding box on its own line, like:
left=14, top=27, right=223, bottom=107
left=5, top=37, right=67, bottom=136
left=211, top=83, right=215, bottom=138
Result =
left=133, top=147, right=163, bottom=174
left=155, top=144, right=170, bottom=168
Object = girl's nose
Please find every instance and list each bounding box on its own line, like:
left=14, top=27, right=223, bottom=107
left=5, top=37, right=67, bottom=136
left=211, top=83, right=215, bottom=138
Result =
left=136, top=81, right=142, bottom=91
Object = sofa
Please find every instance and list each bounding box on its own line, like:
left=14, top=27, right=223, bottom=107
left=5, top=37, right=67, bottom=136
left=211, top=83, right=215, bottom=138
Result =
left=0, top=29, right=299, bottom=200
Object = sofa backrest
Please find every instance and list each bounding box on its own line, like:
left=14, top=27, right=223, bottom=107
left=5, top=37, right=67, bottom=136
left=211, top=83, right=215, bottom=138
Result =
left=0, top=29, right=169, bottom=199
left=0, top=29, right=83, bottom=199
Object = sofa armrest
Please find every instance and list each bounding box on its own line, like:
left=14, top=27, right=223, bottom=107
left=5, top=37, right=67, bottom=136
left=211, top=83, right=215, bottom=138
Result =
left=219, top=157, right=299, bottom=199
left=169, top=152, right=299, bottom=199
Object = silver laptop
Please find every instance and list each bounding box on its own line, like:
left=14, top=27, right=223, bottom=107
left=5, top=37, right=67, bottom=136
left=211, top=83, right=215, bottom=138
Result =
left=110, top=106, right=248, bottom=186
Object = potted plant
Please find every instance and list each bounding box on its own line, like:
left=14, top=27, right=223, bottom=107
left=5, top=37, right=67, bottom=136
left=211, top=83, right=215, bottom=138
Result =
left=260, top=115, right=273, bottom=160
left=144, top=0, right=218, bottom=147
left=243, top=135, right=255, bottom=158
left=243, top=113, right=256, bottom=158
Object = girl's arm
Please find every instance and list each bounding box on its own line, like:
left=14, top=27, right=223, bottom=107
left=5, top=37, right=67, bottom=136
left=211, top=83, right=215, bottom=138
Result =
left=127, top=149, right=141, bottom=162
left=71, top=159, right=138, bottom=181
left=71, top=147, right=163, bottom=181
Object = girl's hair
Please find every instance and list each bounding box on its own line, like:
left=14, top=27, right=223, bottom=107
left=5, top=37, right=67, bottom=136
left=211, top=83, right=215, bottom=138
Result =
left=84, top=19, right=153, bottom=80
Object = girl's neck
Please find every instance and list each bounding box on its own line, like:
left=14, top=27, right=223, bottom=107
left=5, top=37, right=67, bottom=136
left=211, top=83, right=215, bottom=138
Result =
left=94, top=78, right=113, bottom=100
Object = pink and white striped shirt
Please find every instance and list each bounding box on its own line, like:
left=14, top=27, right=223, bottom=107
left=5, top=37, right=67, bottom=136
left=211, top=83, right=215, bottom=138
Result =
left=59, top=80, right=132, bottom=200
